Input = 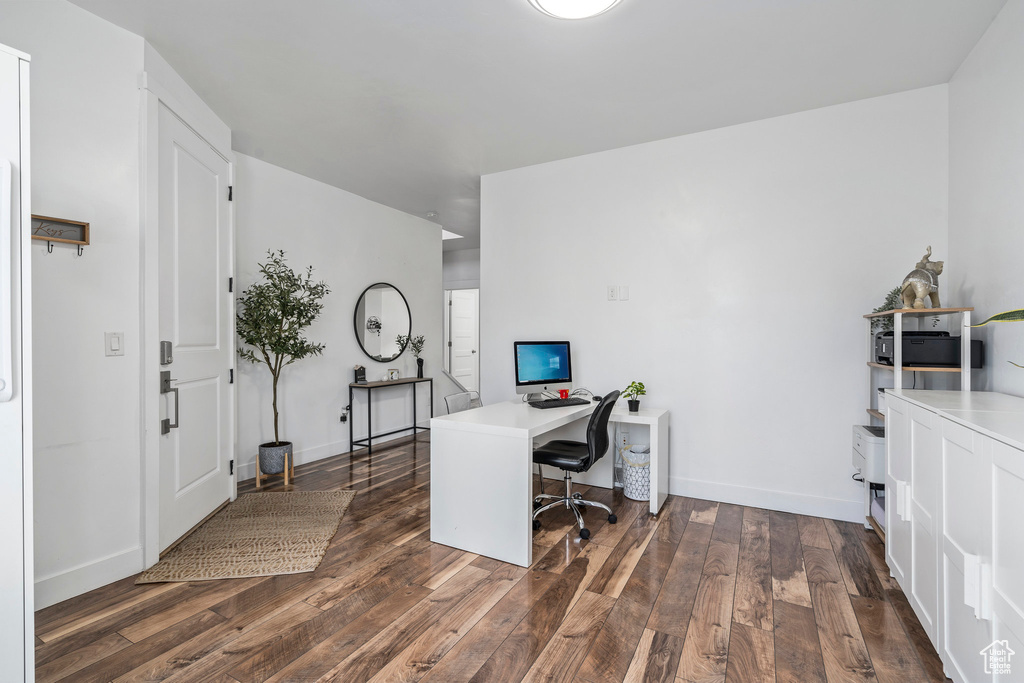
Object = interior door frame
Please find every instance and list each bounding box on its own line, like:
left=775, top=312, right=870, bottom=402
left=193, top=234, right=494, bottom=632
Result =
left=139, top=73, right=236, bottom=567
left=443, top=287, right=480, bottom=392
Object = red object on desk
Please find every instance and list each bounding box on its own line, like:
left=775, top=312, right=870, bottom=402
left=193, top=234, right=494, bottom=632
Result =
left=558, top=389, right=569, bottom=399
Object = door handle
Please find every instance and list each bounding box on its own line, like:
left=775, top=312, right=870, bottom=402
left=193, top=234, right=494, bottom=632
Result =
left=964, top=554, right=993, bottom=621
left=471, top=350, right=476, bottom=354
left=896, top=481, right=912, bottom=521
left=161, top=370, right=179, bottom=435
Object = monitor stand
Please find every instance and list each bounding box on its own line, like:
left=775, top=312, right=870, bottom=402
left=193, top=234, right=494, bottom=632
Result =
left=526, top=392, right=547, bottom=402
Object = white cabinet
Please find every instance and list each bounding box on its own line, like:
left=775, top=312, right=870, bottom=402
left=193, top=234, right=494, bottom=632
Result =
left=941, top=419, right=992, bottom=683
left=886, top=395, right=911, bottom=588
left=991, top=439, right=1024, bottom=683
left=886, top=390, right=1024, bottom=683
left=910, top=404, right=941, bottom=642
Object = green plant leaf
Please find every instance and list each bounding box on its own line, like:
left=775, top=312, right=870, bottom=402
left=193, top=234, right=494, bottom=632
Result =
left=623, top=380, right=646, bottom=399
left=870, top=286, right=904, bottom=333
left=395, top=333, right=425, bottom=358
left=972, top=309, right=1024, bottom=327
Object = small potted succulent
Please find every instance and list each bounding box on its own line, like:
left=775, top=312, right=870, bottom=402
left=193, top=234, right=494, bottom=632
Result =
left=623, top=381, right=646, bottom=413
left=396, top=333, right=426, bottom=377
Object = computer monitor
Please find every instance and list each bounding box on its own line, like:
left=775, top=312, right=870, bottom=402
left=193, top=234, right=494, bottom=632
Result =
left=514, top=341, right=573, bottom=396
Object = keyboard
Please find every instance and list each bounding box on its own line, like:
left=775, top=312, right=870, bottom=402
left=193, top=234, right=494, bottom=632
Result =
left=528, top=397, right=590, bottom=409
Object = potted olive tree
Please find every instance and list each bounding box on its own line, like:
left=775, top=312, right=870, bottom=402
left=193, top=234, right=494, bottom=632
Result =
left=623, top=381, right=646, bottom=413
left=236, top=250, right=330, bottom=481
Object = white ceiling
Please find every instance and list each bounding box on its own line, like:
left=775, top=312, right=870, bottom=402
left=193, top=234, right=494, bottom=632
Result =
left=71, top=0, right=1006, bottom=250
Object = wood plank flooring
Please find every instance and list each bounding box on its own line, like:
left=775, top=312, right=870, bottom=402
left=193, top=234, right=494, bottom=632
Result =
left=35, top=435, right=949, bottom=682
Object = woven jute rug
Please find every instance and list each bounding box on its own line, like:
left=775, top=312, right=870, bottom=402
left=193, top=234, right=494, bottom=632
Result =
left=136, top=490, right=355, bottom=584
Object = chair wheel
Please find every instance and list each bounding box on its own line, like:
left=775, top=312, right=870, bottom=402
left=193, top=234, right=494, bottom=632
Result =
left=608, top=514, right=617, bottom=524
left=533, top=520, right=541, bottom=530
left=579, top=528, right=590, bottom=540
left=572, top=492, right=582, bottom=500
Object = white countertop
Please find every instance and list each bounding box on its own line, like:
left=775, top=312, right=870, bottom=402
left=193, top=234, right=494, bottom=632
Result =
left=431, top=399, right=596, bottom=438
left=431, top=399, right=670, bottom=438
left=887, top=389, right=1024, bottom=451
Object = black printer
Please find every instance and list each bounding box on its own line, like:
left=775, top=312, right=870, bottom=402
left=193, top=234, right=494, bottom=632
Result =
left=874, top=330, right=983, bottom=368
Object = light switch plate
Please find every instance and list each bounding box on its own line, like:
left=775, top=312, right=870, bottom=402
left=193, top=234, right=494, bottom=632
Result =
left=105, top=332, right=124, bottom=357
left=619, top=285, right=630, bottom=301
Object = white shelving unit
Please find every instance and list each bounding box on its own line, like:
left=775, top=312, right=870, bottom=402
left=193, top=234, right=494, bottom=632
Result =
left=864, top=306, right=974, bottom=421
left=860, top=307, right=974, bottom=541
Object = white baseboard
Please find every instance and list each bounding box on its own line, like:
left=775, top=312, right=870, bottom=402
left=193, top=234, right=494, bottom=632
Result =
left=35, top=546, right=144, bottom=610
left=669, top=475, right=863, bottom=523
left=236, top=429, right=426, bottom=483
left=237, top=440, right=343, bottom=483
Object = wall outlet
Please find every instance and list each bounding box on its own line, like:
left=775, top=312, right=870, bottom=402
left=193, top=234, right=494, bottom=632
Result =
left=619, top=430, right=630, bottom=448
left=607, top=285, right=618, bottom=301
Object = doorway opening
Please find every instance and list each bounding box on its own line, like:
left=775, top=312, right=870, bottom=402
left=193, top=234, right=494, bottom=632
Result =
left=443, top=289, right=479, bottom=392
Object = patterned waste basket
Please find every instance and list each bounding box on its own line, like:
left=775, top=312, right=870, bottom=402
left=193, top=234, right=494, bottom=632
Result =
left=622, top=445, right=651, bottom=501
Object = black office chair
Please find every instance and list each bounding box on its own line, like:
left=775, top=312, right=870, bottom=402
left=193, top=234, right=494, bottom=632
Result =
left=532, top=390, right=620, bottom=539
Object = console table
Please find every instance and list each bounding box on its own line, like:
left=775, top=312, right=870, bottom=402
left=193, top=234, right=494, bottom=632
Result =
left=349, top=377, right=433, bottom=454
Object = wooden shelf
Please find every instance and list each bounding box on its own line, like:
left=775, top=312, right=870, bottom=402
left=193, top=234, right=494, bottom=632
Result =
left=867, top=362, right=962, bottom=373
left=863, top=306, right=973, bottom=319
left=867, top=515, right=886, bottom=543
left=867, top=409, right=885, bottom=421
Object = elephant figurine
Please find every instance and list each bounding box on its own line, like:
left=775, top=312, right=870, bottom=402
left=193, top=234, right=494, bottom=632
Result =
left=901, top=246, right=943, bottom=309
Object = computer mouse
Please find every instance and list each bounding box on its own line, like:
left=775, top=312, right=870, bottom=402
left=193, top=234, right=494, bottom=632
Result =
left=592, top=395, right=601, bottom=402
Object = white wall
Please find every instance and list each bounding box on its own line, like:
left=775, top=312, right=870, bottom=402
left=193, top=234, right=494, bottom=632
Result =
left=482, top=86, right=950, bottom=522
left=235, top=155, right=448, bottom=480
left=0, top=2, right=148, bottom=609
left=0, top=2, right=453, bottom=609
left=948, top=0, right=1024, bottom=399
left=443, top=248, right=480, bottom=290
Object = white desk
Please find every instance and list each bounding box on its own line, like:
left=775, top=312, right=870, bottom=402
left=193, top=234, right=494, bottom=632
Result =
left=430, top=399, right=669, bottom=567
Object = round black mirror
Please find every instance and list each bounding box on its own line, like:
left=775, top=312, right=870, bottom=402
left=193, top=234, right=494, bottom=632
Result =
left=353, top=283, right=411, bottom=362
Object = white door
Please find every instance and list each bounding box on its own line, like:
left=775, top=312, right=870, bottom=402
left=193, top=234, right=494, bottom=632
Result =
left=449, top=289, right=479, bottom=392
left=157, top=103, right=233, bottom=551
left=0, top=45, right=32, bottom=681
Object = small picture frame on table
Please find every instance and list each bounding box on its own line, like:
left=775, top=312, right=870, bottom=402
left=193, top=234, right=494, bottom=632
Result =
left=387, top=369, right=400, bottom=381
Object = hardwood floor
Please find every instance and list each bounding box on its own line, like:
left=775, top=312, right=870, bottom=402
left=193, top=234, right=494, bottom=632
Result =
left=35, top=436, right=948, bottom=682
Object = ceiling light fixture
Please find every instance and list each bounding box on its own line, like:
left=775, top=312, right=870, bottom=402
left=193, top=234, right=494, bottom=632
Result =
left=528, top=0, right=622, bottom=19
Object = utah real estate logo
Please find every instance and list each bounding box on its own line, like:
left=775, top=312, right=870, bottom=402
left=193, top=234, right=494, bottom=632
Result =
left=980, top=639, right=1015, bottom=676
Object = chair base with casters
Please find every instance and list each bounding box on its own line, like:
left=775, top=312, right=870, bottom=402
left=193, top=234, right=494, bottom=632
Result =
left=531, top=390, right=621, bottom=540
left=532, top=468, right=616, bottom=539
